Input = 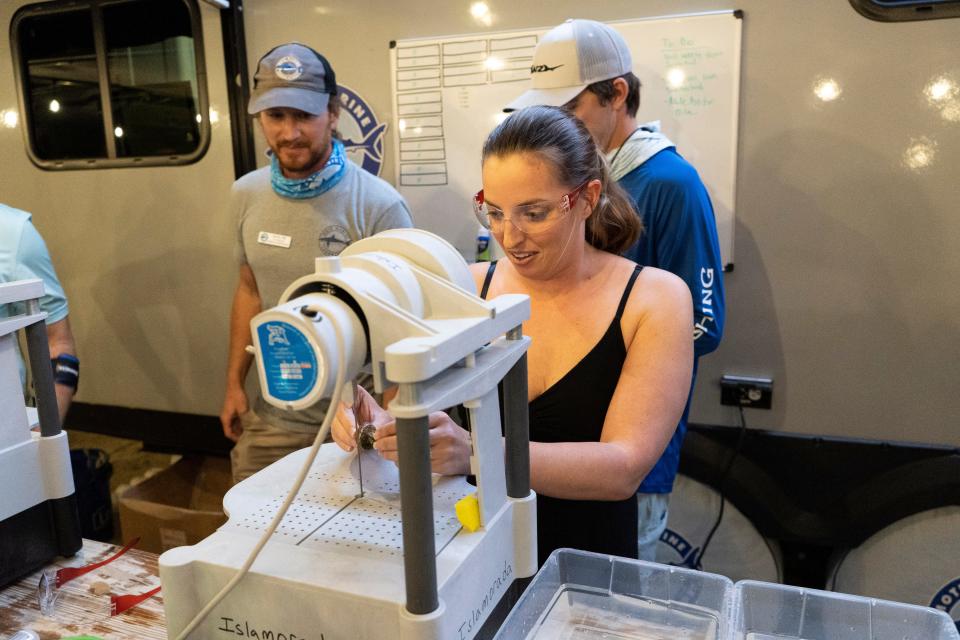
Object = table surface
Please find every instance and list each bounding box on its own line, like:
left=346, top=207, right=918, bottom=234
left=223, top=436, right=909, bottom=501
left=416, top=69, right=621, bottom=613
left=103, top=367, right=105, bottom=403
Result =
left=0, top=539, right=166, bottom=640
left=0, top=539, right=521, bottom=640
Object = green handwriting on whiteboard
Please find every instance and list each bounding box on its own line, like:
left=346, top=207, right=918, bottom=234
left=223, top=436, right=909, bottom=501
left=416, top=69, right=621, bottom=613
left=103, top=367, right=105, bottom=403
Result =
left=661, top=40, right=723, bottom=118
left=662, top=37, right=698, bottom=48
left=662, top=50, right=724, bottom=66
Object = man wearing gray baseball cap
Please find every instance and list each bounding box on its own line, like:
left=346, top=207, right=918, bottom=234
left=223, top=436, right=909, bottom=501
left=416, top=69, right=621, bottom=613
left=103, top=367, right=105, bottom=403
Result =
left=221, top=43, right=412, bottom=483
left=507, top=20, right=726, bottom=563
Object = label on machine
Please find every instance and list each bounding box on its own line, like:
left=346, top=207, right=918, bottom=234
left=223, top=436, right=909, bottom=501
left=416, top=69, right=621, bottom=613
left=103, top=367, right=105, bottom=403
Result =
left=256, top=321, right=319, bottom=403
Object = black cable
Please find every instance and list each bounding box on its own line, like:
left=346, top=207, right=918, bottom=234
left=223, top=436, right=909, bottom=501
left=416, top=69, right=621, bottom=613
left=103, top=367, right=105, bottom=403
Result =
left=696, top=403, right=747, bottom=568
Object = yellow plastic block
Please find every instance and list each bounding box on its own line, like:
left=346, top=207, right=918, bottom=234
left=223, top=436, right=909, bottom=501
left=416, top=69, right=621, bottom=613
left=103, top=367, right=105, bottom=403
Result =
left=455, top=493, right=481, bottom=532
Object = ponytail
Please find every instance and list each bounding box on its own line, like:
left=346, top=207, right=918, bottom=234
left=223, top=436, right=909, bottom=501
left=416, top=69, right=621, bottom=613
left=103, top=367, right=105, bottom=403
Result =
left=585, top=149, right=641, bottom=253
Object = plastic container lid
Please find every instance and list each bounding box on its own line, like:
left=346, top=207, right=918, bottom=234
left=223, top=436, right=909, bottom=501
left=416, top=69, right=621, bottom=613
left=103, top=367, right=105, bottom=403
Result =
left=494, top=548, right=734, bottom=640
left=734, top=580, right=960, bottom=640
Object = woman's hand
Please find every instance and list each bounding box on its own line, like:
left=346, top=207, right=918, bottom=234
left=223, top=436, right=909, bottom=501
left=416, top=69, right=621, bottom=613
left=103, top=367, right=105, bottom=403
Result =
left=332, top=384, right=392, bottom=452
left=373, top=411, right=472, bottom=476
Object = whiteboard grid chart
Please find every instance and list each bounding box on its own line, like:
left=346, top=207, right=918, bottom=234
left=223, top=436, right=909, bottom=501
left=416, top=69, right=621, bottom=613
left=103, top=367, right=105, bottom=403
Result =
left=389, top=11, right=742, bottom=267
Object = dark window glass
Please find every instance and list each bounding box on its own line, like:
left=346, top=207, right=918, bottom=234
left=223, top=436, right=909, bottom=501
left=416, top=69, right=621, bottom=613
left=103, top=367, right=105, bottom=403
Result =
left=850, top=0, right=960, bottom=20
left=102, top=0, right=200, bottom=157
left=14, top=0, right=206, bottom=166
left=18, top=9, right=107, bottom=160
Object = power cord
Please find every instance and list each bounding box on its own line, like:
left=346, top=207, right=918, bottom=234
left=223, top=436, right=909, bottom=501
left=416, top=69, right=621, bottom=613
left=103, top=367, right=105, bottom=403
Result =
left=174, top=309, right=349, bottom=640
left=695, top=403, right=747, bottom=568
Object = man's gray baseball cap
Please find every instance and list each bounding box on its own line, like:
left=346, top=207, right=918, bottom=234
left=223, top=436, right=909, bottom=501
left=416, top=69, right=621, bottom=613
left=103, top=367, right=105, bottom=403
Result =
left=248, top=43, right=337, bottom=116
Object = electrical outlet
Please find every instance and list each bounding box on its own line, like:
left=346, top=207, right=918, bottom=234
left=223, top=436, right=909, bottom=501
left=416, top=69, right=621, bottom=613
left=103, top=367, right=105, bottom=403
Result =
left=720, top=375, right=773, bottom=409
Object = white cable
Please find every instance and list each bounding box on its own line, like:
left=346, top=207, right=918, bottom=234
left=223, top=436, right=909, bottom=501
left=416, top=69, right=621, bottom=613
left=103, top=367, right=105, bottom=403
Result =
left=173, top=315, right=349, bottom=640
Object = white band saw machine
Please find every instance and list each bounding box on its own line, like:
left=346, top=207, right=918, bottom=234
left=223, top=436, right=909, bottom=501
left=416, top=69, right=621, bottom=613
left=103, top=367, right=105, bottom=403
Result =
left=160, top=229, right=537, bottom=640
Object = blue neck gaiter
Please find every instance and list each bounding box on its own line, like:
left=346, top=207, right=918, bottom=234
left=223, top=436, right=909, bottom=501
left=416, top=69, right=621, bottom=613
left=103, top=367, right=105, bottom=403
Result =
left=270, top=138, right=347, bottom=199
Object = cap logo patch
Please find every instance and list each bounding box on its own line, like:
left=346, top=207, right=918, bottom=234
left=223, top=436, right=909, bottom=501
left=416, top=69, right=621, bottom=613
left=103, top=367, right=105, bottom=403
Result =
left=274, top=55, right=304, bottom=81
left=531, top=63, right=564, bottom=74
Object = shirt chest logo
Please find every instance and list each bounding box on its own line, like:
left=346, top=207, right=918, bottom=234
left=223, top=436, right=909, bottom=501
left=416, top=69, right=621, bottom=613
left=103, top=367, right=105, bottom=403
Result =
left=318, top=225, right=351, bottom=256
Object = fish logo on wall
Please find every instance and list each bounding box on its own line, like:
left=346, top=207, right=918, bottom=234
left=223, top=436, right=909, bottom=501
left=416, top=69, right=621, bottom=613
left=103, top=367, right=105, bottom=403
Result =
left=337, top=85, right=387, bottom=176
left=930, top=577, right=960, bottom=632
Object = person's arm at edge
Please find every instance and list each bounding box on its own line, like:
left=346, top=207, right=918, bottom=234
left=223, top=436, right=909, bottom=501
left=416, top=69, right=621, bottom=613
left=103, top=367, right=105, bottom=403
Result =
left=220, top=264, right=260, bottom=442
left=46, top=316, right=76, bottom=422
left=14, top=214, right=75, bottom=422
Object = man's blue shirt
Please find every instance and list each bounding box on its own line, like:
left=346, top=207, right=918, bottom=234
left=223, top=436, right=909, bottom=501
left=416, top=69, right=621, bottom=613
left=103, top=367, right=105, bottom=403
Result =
left=619, top=148, right=725, bottom=493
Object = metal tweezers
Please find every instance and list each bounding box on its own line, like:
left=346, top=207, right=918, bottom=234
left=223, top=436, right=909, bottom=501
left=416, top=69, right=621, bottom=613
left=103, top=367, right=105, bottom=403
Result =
left=352, top=381, right=376, bottom=498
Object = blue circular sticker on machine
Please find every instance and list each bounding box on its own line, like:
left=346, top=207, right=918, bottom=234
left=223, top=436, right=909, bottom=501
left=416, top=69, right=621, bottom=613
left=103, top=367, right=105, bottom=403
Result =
left=256, top=321, right=319, bottom=403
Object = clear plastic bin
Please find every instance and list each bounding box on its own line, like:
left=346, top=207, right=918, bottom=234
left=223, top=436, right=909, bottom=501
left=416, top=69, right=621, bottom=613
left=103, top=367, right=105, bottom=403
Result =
left=494, top=548, right=734, bottom=640
left=734, top=580, right=960, bottom=640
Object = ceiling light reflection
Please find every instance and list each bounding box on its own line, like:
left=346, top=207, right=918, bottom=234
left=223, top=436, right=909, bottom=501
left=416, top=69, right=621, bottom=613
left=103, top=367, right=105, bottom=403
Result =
left=813, top=78, right=842, bottom=102
left=940, top=101, right=960, bottom=123
left=484, top=56, right=504, bottom=71
left=49, top=99, right=61, bottom=113
left=902, top=137, right=936, bottom=171
left=1, top=109, right=18, bottom=128
left=666, top=68, right=685, bottom=89
left=924, top=76, right=956, bottom=104
left=470, top=1, right=492, bottom=26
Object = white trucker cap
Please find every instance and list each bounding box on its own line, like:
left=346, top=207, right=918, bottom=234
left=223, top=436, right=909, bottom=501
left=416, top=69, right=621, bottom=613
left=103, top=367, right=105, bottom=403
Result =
left=504, top=19, right=633, bottom=112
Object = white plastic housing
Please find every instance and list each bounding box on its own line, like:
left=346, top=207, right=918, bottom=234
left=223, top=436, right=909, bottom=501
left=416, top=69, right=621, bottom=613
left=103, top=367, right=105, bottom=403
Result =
left=166, top=229, right=535, bottom=640
left=161, top=445, right=538, bottom=640
left=251, top=293, right=365, bottom=411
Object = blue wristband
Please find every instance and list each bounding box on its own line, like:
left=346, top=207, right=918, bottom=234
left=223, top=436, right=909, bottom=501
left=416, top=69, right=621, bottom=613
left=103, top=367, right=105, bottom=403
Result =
left=51, top=354, right=80, bottom=390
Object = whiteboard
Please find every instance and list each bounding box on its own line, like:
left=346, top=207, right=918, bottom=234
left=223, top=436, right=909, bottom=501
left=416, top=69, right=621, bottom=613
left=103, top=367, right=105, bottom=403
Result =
left=389, top=11, right=742, bottom=268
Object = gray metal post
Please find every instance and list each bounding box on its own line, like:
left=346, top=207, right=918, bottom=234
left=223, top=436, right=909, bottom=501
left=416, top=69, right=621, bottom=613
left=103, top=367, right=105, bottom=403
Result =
left=396, top=409, right=438, bottom=614
left=503, top=326, right=530, bottom=498
left=24, top=299, right=60, bottom=437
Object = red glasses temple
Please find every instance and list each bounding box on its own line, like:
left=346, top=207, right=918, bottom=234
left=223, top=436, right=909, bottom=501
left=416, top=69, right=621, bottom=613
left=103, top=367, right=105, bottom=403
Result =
left=54, top=537, right=140, bottom=588
left=111, top=585, right=162, bottom=616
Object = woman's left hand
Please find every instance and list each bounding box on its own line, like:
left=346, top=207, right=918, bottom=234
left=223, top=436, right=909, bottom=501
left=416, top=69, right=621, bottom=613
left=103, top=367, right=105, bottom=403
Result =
left=374, top=411, right=472, bottom=476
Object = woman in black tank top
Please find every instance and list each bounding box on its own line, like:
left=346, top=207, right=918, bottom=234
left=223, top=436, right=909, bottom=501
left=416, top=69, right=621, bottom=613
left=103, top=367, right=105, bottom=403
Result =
left=334, top=107, right=693, bottom=565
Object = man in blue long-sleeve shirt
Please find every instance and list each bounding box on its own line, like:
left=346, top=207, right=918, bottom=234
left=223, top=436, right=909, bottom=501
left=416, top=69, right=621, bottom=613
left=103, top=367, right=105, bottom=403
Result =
left=506, top=18, right=725, bottom=560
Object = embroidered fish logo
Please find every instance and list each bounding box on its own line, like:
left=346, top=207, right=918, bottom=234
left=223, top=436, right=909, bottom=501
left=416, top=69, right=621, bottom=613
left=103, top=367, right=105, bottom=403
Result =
left=274, top=55, right=304, bottom=81
left=318, top=225, right=351, bottom=256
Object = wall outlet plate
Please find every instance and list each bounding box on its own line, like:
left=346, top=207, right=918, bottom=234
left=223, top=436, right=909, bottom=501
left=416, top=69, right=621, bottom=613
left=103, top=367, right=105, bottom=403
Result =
left=720, top=374, right=773, bottom=409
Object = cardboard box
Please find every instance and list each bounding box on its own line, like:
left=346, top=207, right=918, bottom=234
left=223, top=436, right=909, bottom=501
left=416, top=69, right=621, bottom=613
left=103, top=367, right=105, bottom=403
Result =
left=119, top=455, right=230, bottom=554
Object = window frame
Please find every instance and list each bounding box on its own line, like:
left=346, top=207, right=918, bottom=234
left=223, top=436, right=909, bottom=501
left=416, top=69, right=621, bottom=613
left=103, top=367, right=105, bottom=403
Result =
left=10, top=0, right=211, bottom=170
left=849, top=0, right=960, bottom=21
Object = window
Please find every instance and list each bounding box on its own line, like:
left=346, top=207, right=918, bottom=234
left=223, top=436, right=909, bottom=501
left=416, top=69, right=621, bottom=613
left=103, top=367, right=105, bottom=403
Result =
left=12, top=0, right=209, bottom=169
left=849, top=0, right=960, bottom=21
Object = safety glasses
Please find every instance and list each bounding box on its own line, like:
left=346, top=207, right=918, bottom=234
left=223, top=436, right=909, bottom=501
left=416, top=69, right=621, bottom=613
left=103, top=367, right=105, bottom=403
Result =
left=473, top=181, right=589, bottom=233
